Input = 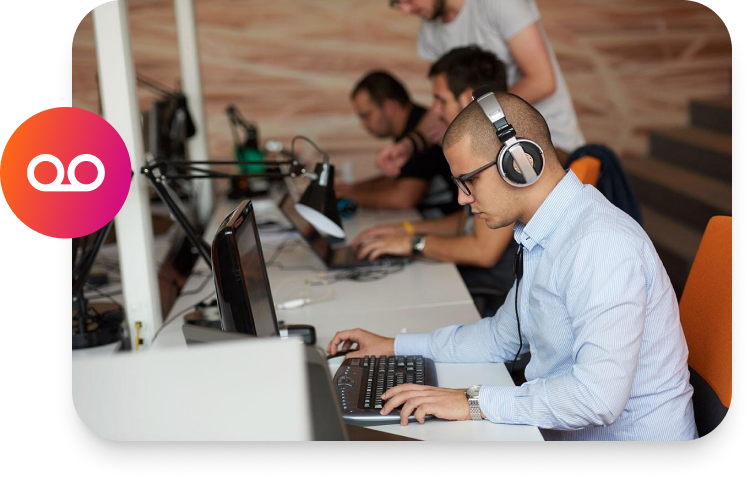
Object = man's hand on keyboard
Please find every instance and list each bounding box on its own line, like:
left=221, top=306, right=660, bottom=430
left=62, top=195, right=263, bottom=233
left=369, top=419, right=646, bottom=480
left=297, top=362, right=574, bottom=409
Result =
left=326, top=328, right=395, bottom=359
left=352, top=223, right=406, bottom=247
left=357, top=234, right=411, bottom=260
left=381, top=385, right=471, bottom=426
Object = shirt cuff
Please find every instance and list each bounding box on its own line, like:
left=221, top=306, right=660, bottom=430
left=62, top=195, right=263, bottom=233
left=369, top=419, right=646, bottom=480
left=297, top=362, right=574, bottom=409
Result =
left=394, top=333, right=432, bottom=358
left=479, top=385, right=518, bottom=424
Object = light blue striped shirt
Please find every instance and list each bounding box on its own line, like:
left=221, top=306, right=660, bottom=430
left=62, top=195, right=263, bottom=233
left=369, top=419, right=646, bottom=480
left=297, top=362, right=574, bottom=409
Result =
left=395, top=171, right=698, bottom=440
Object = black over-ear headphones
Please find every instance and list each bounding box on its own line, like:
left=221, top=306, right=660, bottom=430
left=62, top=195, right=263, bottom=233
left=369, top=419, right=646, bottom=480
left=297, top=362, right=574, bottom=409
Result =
left=472, top=87, right=545, bottom=187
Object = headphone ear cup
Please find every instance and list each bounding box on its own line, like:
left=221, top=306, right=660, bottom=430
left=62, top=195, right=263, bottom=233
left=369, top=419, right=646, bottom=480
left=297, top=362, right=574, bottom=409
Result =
left=497, top=140, right=545, bottom=186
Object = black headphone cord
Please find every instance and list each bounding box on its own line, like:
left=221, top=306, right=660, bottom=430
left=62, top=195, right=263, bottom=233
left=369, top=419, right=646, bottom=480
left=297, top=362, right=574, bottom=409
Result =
left=510, top=245, right=524, bottom=375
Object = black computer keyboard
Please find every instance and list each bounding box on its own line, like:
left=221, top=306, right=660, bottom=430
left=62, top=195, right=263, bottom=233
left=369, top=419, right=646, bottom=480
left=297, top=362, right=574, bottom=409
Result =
left=333, top=355, right=438, bottom=426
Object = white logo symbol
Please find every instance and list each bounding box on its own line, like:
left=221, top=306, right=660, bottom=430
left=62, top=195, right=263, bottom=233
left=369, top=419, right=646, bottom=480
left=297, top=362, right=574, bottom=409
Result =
left=27, top=154, right=105, bottom=192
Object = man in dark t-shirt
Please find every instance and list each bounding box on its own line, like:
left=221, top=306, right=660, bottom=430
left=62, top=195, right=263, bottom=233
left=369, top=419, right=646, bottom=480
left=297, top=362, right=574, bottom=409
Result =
left=352, top=47, right=518, bottom=312
left=338, top=71, right=461, bottom=218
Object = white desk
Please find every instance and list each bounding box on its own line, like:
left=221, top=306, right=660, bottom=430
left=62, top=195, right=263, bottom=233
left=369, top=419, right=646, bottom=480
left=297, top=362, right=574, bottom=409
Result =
left=152, top=197, right=543, bottom=441
left=152, top=198, right=478, bottom=351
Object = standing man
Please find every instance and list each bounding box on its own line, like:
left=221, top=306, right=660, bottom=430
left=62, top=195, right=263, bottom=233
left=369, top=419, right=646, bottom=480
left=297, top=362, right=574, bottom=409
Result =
left=378, top=0, right=585, bottom=173
left=328, top=91, right=697, bottom=441
left=340, top=70, right=461, bottom=218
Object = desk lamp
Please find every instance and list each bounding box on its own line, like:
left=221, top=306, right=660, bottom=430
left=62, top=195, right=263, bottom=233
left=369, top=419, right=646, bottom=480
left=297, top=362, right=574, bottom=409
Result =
left=141, top=135, right=344, bottom=269
left=142, top=138, right=336, bottom=339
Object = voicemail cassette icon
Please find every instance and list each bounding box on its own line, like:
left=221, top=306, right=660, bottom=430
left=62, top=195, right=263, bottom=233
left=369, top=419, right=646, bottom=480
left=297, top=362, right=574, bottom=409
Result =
left=1, top=107, right=132, bottom=238
left=27, top=154, right=105, bottom=192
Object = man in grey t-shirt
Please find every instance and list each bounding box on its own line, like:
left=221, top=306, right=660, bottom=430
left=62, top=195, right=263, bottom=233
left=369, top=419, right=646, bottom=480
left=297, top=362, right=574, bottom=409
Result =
left=377, top=0, right=585, bottom=173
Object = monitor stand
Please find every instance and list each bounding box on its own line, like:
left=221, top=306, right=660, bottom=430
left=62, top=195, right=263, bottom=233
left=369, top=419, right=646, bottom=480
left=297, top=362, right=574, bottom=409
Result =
left=184, top=301, right=222, bottom=330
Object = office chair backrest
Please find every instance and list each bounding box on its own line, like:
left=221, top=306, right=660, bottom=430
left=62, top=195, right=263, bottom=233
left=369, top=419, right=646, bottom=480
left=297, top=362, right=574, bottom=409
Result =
left=569, top=155, right=601, bottom=186
left=679, top=216, right=731, bottom=437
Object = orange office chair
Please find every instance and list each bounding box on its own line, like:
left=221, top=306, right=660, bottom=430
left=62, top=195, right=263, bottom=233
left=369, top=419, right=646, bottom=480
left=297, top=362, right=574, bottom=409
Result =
left=569, top=155, right=601, bottom=186
left=679, top=216, right=732, bottom=437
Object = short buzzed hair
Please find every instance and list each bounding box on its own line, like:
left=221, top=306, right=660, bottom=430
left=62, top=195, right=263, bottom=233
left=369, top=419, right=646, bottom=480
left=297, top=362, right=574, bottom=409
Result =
left=428, top=46, right=508, bottom=99
left=351, top=70, right=411, bottom=107
left=443, top=92, right=555, bottom=163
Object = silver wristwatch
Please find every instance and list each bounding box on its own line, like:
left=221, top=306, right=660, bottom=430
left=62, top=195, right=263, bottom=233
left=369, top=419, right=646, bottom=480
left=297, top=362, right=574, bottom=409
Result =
left=466, top=384, right=483, bottom=420
left=411, top=234, right=427, bottom=256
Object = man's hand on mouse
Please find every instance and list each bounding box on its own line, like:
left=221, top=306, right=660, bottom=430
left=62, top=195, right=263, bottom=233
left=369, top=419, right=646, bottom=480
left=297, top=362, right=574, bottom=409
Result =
left=326, top=328, right=395, bottom=359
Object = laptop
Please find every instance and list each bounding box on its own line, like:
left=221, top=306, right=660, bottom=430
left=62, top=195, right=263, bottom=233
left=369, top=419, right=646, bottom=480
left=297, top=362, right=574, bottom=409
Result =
left=278, top=194, right=409, bottom=270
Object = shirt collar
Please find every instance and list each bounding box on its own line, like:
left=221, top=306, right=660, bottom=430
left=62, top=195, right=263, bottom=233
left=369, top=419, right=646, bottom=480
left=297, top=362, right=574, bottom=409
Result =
left=397, top=103, right=426, bottom=141
left=513, top=170, right=584, bottom=250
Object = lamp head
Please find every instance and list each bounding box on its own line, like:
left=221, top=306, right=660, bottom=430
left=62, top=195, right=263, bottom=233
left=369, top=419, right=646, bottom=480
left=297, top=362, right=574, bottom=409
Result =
left=295, top=160, right=345, bottom=238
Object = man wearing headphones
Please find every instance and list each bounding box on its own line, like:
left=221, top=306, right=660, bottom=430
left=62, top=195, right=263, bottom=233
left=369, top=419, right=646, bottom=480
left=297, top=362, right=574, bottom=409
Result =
left=327, top=91, right=697, bottom=441
left=354, top=47, right=519, bottom=299
left=377, top=0, right=585, bottom=175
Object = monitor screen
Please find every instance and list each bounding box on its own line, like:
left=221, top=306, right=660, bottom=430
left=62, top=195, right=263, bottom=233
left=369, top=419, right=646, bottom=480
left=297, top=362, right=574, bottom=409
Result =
left=279, top=194, right=331, bottom=262
left=212, top=200, right=279, bottom=337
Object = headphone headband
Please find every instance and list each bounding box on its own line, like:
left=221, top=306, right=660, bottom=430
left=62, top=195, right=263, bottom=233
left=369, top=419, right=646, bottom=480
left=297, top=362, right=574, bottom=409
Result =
left=472, top=88, right=516, bottom=143
left=471, top=87, right=543, bottom=186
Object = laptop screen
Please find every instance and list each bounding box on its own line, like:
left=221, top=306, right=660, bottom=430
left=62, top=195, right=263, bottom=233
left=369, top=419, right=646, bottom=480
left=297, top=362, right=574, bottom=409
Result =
left=279, top=194, right=332, bottom=263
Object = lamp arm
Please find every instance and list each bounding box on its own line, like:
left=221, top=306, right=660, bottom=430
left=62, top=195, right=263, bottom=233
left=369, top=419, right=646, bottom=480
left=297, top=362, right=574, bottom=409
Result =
left=148, top=158, right=307, bottom=180
left=141, top=165, right=213, bottom=268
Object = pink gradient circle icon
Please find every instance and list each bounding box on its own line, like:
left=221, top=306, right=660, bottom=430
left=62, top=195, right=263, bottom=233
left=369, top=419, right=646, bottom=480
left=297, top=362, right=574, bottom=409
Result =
left=1, top=108, right=132, bottom=238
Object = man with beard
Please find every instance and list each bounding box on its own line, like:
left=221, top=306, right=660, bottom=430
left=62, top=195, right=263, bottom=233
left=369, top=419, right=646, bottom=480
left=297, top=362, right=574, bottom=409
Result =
left=340, top=70, right=461, bottom=218
left=354, top=47, right=518, bottom=303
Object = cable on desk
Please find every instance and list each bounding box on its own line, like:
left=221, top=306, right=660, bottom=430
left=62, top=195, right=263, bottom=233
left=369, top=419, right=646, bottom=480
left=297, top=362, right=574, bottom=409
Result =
left=274, top=276, right=335, bottom=310
left=264, top=238, right=323, bottom=272
left=179, top=272, right=214, bottom=296
left=84, top=286, right=123, bottom=301
left=271, top=263, right=405, bottom=310
left=152, top=290, right=217, bottom=342
left=264, top=237, right=298, bottom=265
left=84, top=285, right=124, bottom=309
left=325, top=263, right=406, bottom=283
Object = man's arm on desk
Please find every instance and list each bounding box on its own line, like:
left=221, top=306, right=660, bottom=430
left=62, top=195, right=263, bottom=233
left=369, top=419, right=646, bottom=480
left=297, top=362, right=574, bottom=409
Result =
left=356, top=218, right=514, bottom=267
left=336, top=176, right=393, bottom=193
left=326, top=328, right=395, bottom=359
left=353, top=211, right=465, bottom=245
left=336, top=177, right=428, bottom=210
left=326, top=308, right=525, bottom=425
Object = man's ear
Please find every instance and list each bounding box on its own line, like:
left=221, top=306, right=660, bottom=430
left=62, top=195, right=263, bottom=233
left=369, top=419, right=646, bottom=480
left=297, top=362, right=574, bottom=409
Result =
left=382, top=99, right=399, bottom=116
left=458, top=88, right=474, bottom=109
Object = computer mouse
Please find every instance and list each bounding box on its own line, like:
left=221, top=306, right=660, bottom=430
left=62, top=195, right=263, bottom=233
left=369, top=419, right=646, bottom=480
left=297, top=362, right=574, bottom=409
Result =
left=326, top=348, right=360, bottom=360
left=337, top=198, right=358, bottom=219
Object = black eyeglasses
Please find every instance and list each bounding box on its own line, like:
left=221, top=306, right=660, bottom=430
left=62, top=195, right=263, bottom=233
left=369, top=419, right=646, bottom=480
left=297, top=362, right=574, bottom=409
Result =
left=452, top=159, right=496, bottom=196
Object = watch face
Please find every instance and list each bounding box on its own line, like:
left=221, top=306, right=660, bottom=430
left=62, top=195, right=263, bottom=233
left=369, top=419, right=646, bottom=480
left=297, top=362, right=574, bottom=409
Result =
left=467, top=385, right=481, bottom=397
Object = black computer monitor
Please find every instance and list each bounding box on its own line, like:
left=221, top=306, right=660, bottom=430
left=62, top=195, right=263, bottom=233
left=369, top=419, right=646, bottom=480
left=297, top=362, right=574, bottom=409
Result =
left=211, top=200, right=280, bottom=337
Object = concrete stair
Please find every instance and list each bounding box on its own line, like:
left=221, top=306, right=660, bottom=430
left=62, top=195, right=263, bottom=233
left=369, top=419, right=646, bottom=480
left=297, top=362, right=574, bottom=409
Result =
left=624, top=97, right=731, bottom=297
left=649, top=126, right=731, bottom=183
left=690, top=98, right=732, bottom=135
